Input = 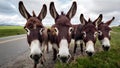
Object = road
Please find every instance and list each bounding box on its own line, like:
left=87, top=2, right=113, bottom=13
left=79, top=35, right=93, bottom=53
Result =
left=0, top=35, right=84, bottom=68
left=0, top=34, right=55, bottom=68
left=0, top=34, right=29, bottom=67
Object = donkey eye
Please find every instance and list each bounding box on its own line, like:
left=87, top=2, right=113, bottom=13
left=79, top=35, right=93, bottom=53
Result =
left=54, top=27, right=58, bottom=32
left=82, top=31, right=86, bottom=37
left=40, top=28, right=44, bottom=35
left=69, top=27, right=73, bottom=33
left=98, top=30, right=102, bottom=36
left=25, top=28, right=30, bottom=35
left=94, top=32, right=98, bottom=37
left=54, top=27, right=58, bottom=35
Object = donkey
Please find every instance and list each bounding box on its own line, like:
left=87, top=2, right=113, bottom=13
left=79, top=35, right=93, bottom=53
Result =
left=73, top=14, right=102, bottom=56
left=98, top=17, right=115, bottom=51
left=48, top=1, right=77, bottom=63
left=19, top=1, right=48, bottom=68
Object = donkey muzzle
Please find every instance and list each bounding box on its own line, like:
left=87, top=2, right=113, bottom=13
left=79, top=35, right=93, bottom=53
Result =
left=86, top=51, right=94, bottom=56
left=30, top=54, right=42, bottom=64
left=57, top=54, right=71, bottom=63
left=102, top=45, right=110, bottom=51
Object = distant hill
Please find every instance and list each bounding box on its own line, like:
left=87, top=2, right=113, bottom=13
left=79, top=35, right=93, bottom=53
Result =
left=0, top=22, right=24, bottom=26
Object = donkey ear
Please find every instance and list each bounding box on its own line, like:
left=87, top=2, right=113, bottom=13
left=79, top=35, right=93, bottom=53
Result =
left=18, top=1, right=31, bottom=20
left=38, top=4, right=47, bottom=20
left=106, top=17, right=115, bottom=26
left=49, top=2, right=59, bottom=19
left=93, top=14, right=103, bottom=28
left=80, top=14, right=87, bottom=25
left=66, top=1, right=77, bottom=19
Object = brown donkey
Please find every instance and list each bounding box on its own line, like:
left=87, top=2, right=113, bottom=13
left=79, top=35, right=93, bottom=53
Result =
left=98, top=16, right=115, bottom=51
left=48, top=1, right=77, bottom=63
left=73, top=14, right=102, bottom=56
left=19, top=1, right=48, bottom=68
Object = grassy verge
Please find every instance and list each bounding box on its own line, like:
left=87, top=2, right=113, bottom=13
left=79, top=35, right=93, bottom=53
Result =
left=55, top=26, right=120, bottom=68
left=0, top=26, right=25, bottom=37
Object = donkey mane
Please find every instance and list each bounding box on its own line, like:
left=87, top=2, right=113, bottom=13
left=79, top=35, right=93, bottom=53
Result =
left=61, top=11, right=65, bottom=15
left=55, top=12, right=72, bottom=27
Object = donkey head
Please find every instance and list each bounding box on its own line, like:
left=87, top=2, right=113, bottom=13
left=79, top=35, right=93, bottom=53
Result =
left=49, top=2, right=77, bottom=63
left=19, top=1, right=47, bottom=63
left=80, top=14, right=102, bottom=56
left=98, top=17, right=115, bottom=51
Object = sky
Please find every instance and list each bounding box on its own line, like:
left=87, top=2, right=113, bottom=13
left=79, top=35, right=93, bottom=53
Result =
left=0, top=0, right=120, bottom=26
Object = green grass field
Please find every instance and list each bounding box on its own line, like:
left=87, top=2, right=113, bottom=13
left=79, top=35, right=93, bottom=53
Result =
left=0, top=26, right=25, bottom=37
left=55, top=26, right=120, bottom=68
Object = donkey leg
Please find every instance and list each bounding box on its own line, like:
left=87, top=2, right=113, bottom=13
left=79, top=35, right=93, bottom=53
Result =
left=40, top=59, right=44, bottom=65
left=80, top=43, right=84, bottom=55
left=33, top=62, right=37, bottom=68
left=53, top=48, right=57, bottom=61
left=46, top=42, right=49, bottom=53
left=40, top=56, right=45, bottom=67
left=40, top=58, right=45, bottom=66
left=73, top=42, right=77, bottom=53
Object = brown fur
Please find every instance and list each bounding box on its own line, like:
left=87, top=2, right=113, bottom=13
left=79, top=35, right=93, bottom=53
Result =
left=49, top=1, right=77, bottom=63
left=98, top=17, right=115, bottom=51
left=19, top=1, right=47, bottom=68
left=73, top=14, right=102, bottom=56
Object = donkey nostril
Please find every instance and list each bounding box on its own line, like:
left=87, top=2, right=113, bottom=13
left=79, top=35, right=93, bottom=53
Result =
left=68, top=54, right=71, bottom=59
left=86, top=51, right=88, bottom=53
left=102, top=45, right=105, bottom=49
left=40, top=53, right=42, bottom=57
left=57, top=54, right=60, bottom=58
left=30, top=54, right=32, bottom=59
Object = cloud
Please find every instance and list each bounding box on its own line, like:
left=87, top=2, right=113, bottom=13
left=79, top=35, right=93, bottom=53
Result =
left=0, top=14, right=25, bottom=25
left=0, top=0, right=119, bottom=26
left=0, top=0, right=17, bottom=15
left=92, top=0, right=120, bottom=13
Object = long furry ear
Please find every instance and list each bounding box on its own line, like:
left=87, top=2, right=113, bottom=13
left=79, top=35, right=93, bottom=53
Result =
left=106, top=17, right=115, bottom=26
left=38, top=4, right=47, bottom=20
left=93, top=14, right=103, bottom=28
left=66, top=1, right=77, bottom=19
left=18, top=1, right=31, bottom=19
left=80, top=14, right=87, bottom=25
left=49, top=2, right=59, bottom=19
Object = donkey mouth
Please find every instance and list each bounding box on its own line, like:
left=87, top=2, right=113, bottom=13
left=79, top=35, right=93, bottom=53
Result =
left=102, top=45, right=110, bottom=51
left=30, top=54, right=42, bottom=64
left=86, top=51, right=94, bottom=56
left=59, top=57, right=69, bottom=63
left=57, top=55, right=71, bottom=63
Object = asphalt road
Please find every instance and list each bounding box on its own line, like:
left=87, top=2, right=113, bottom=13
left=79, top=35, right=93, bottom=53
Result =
left=0, top=34, right=29, bottom=67
left=0, top=35, right=85, bottom=68
left=0, top=34, right=55, bottom=68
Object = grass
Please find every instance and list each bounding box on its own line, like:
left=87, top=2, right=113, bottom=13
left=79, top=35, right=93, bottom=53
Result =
left=55, top=26, right=120, bottom=68
left=0, top=26, right=25, bottom=37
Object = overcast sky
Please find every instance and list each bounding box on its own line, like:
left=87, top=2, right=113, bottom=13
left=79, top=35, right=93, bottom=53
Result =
left=0, top=0, right=120, bottom=26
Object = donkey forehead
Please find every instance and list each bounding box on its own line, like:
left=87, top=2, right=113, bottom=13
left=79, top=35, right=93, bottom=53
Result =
left=57, top=25, right=71, bottom=29
left=57, top=15, right=69, bottom=22
left=83, top=24, right=97, bottom=32
left=25, top=17, right=43, bottom=28
left=55, top=15, right=71, bottom=25
left=98, top=24, right=111, bottom=31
